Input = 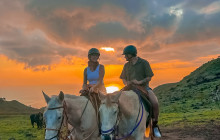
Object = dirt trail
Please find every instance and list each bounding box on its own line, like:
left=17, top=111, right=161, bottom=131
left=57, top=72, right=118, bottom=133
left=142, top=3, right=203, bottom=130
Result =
left=157, top=124, right=220, bottom=140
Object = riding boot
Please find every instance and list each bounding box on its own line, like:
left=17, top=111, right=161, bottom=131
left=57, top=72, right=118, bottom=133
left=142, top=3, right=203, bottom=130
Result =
left=152, top=121, right=162, bottom=138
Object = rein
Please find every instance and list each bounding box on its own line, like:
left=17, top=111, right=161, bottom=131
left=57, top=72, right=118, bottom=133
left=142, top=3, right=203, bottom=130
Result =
left=100, top=89, right=144, bottom=140
left=45, top=101, right=69, bottom=140
left=80, top=92, right=100, bottom=140
left=45, top=93, right=99, bottom=140
left=74, top=91, right=99, bottom=140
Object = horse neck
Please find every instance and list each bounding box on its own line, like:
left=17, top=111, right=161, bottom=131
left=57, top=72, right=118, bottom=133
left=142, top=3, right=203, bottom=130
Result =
left=64, top=96, right=95, bottom=127
left=118, top=92, right=140, bottom=125
left=64, top=96, right=99, bottom=138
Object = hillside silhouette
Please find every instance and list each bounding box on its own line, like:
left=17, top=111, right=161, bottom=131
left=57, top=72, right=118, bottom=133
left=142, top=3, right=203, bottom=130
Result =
left=0, top=98, right=44, bottom=115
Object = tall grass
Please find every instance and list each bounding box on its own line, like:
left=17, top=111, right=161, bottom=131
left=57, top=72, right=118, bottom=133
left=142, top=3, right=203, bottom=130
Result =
left=0, top=115, right=44, bottom=140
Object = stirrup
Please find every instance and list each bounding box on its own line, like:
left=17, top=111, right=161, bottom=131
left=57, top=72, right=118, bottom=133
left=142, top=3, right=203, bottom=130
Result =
left=153, top=125, right=162, bottom=138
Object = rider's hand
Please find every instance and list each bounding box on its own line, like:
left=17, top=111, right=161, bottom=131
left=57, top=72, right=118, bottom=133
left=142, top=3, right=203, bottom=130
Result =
left=131, top=79, right=142, bottom=85
left=126, top=81, right=132, bottom=86
left=89, top=86, right=95, bottom=93
left=82, top=84, right=88, bottom=90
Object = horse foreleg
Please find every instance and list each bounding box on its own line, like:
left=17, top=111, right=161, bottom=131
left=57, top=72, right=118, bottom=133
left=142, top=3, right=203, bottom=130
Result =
left=135, top=134, right=145, bottom=140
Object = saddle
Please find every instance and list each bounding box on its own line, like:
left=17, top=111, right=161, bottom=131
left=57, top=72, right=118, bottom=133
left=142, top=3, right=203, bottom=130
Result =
left=121, top=85, right=153, bottom=127
left=80, top=89, right=101, bottom=133
left=80, top=89, right=101, bottom=115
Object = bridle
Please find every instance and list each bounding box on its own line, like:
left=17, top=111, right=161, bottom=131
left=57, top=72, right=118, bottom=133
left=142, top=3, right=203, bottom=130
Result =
left=45, top=101, right=69, bottom=140
left=100, top=101, right=120, bottom=139
left=44, top=94, right=98, bottom=140
left=100, top=89, right=144, bottom=140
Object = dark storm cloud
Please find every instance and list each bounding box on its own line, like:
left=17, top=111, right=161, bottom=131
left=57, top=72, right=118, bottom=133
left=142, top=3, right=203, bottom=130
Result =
left=0, top=0, right=220, bottom=68
left=0, top=25, right=77, bottom=68
left=139, top=43, right=220, bottom=63
left=170, top=10, right=220, bottom=43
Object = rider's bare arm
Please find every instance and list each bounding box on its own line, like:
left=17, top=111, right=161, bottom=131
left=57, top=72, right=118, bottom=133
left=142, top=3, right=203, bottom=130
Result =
left=131, top=77, right=152, bottom=85
left=82, top=68, right=88, bottom=90
left=139, top=77, right=152, bottom=84
left=122, top=79, right=132, bottom=86
left=122, top=79, right=127, bottom=85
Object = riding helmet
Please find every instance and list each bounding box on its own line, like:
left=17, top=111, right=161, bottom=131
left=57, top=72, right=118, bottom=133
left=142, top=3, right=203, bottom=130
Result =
left=88, top=48, right=100, bottom=56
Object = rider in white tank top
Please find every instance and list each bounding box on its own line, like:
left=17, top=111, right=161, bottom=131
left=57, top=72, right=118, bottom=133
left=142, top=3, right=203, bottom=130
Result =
left=87, top=64, right=100, bottom=85
left=81, top=48, right=106, bottom=93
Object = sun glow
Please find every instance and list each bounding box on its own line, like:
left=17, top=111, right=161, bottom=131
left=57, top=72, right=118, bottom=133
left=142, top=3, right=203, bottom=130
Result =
left=100, top=47, right=115, bottom=52
left=106, top=86, right=119, bottom=93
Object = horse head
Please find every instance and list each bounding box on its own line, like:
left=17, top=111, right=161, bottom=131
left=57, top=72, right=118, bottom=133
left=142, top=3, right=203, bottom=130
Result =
left=43, top=91, right=65, bottom=140
left=99, top=92, right=121, bottom=140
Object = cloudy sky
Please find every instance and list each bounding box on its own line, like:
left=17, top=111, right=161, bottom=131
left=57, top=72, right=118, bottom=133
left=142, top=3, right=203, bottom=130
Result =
left=0, top=0, right=220, bottom=108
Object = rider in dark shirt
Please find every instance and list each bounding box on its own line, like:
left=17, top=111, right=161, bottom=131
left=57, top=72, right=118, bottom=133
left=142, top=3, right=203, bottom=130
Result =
left=120, top=45, right=161, bottom=138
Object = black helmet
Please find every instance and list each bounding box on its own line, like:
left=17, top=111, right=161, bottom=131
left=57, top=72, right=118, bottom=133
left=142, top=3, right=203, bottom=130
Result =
left=122, top=45, right=137, bottom=56
left=88, top=48, right=100, bottom=56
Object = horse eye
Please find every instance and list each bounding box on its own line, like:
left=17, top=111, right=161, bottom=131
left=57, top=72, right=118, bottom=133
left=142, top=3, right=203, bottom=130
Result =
left=58, top=116, right=61, bottom=120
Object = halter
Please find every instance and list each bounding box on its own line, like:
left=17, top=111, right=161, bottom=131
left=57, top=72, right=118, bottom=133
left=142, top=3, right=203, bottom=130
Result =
left=45, top=101, right=69, bottom=140
left=100, top=89, right=144, bottom=140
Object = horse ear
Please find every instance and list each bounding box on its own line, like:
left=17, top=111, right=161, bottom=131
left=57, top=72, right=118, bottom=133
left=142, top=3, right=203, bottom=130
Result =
left=59, top=91, right=64, bottom=102
left=42, top=91, right=51, bottom=104
left=98, top=92, right=106, bottom=101
left=111, top=92, right=121, bottom=103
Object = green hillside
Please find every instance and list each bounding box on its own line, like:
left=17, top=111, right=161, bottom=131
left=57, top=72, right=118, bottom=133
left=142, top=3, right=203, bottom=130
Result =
left=0, top=98, right=44, bottom=115
left=154, top=58, right=220, bottom=135
left=154, top=57, right=220, bottom=112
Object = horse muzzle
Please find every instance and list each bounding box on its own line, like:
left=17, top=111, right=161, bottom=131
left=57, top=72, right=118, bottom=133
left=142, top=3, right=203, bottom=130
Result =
left=101, top=134, right=115, bottom=140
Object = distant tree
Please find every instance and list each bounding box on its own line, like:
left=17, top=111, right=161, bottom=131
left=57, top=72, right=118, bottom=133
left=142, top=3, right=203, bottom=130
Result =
left=0, top=97, right=6, bottom=101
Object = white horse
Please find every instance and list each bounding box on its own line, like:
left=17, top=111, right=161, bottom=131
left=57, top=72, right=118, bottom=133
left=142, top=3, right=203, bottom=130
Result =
left=99, top=90, right=151, bottom=140
left=43, top=91, right=101, bottom=140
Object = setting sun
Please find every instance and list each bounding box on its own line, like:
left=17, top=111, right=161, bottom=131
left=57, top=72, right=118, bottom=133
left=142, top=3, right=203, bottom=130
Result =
left=100, top=47, right=115, bottom=52
left=106, top=86, right=119, bottom=93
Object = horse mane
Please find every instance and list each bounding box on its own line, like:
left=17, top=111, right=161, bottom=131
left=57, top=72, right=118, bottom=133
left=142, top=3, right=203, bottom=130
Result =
left=105, top=94, right=112, bottom=107
left=64, top=94, right=78, bottom=99
left=45, top=94, right=79, bottom=109
left=105, top=91, right=120, bottom=107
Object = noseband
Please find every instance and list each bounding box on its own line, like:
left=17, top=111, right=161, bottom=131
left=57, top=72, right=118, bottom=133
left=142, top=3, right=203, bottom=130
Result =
left=45, top=101, right=69, bottom=140
left=100, top=101, right=120, bottom=139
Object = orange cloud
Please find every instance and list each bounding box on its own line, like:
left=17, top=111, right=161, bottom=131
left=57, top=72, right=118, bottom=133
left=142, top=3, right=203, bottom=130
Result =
left=1, top=54, right=219, bottom=108
left=100, top=47, right=115, bottom=52
left=1, top=0, right=220, bottom=109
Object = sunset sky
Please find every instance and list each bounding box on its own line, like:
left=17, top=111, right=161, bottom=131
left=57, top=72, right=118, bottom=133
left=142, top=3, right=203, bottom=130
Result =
left=0, top=0, right=220, bottom=108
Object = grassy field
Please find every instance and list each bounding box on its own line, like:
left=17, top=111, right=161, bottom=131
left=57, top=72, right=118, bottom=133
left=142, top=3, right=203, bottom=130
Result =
left=0, top=108, right=219, bottom=140
left=0, top=115, right=44, bottom=140
left=159, top=108, right=220, bottom=127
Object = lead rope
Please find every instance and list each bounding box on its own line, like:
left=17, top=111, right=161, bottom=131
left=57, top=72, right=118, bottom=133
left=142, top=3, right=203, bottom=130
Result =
left=80, top=98, right=89, bottom=120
